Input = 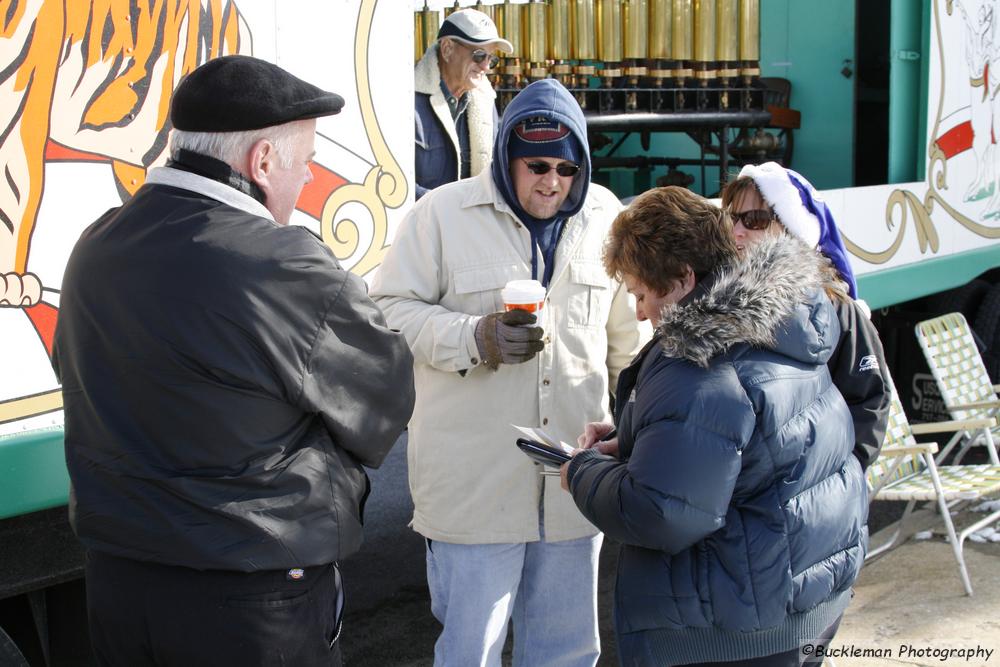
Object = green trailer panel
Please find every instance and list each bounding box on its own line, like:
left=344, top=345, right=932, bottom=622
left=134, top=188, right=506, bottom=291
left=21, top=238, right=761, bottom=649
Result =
left=859, top=245, right=1000, bottom=310
left=0, top=428, right=69, bottom=520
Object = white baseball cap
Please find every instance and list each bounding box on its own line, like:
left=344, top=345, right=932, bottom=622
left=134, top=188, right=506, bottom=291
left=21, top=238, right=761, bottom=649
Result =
left=437, top=9, right=513, bottom=53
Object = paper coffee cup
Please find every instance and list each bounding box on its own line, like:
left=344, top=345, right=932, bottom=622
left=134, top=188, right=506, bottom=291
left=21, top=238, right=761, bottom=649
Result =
left=502, top=279, right=546, bottom=313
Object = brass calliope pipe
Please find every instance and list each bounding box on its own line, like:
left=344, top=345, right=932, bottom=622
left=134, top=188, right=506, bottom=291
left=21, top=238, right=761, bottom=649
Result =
left=496, top=1, right=525, bottom=95
left=693, top=0, right=716, bottom=87
left=523, top=0, right=549, bottom=81
left=571, top=0, right=597, bottom=104
left=739, top=0, right=760, bottom=84
left=596, top=0, right=623, bottom=87
left=623, top=2, right=648, bottom=72
left=671, top=0, right=693, bottom=86
left=549, top=0, right=576, bottom=88
left=414, top=1, right=440, bottom=63
left=622, top=0, right=648, bottom=108
left=716, top=0, right=739, bottom=87
left=648, top=0, right=674, bottom=86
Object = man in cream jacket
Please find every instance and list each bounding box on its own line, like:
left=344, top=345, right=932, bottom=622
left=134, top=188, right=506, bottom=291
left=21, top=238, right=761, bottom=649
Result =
left=372, top=79, right=649, bottom=666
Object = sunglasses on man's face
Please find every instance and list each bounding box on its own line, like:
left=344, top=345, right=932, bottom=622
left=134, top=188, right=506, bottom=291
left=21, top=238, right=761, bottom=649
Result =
left=467, top=47, right=500, bottom=69
left=523, top=160, right=581, bottom=177
left=730, top=209, right=776, bottom=230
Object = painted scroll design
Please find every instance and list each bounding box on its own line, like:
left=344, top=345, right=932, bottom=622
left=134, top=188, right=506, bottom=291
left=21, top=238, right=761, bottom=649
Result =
left=853, top=0, right=1000, bottom=265
left=321, top=0, right=408, bottom=278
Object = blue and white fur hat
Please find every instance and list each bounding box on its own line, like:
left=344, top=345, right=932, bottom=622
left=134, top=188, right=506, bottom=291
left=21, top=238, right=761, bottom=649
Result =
left=738, top=161, right=858, bottom=299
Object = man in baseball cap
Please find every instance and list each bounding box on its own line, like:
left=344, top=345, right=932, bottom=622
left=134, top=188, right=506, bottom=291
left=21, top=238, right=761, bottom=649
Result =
left=53, top=55, right=415, bottom=666
left=373, top=78, right=650, bottom=666
left=414, top=9, right=511, bottom=199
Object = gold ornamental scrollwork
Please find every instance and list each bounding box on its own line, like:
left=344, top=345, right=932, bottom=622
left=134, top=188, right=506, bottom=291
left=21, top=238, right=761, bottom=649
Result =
left=859, top=0, right=1000, bottom=265
left=321, top=0, right=408, bottom=277
left=321, top=167, right=388, bottom=278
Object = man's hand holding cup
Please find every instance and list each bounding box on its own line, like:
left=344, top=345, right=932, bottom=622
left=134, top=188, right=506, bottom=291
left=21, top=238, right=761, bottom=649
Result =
left=474, top=280, right=546, bottom=370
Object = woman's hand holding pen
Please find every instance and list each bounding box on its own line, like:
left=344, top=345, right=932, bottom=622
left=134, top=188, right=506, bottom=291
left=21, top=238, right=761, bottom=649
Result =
left=562, top=421, right=619, bottom=491
left=577, top=421, right=618, bottom=456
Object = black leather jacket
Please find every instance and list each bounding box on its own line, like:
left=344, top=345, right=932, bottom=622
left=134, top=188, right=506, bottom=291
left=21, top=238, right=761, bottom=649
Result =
left=53, top=176, right=414, bottom=572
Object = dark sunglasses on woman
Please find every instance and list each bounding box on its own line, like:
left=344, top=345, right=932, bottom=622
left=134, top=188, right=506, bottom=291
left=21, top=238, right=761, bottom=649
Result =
left=523, top=160, right=581, bottom=177
left=730, top=209, right=777, bottom=230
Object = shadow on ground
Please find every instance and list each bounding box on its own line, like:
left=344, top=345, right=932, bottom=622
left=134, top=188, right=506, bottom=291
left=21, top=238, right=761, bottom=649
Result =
left=339, top=436, right=1000, bottom=667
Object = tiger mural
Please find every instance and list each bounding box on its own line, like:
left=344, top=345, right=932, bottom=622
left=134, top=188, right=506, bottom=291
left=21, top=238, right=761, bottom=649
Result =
left=0, top=0, right=408, bottom=432
left=1, top=0, right=249, bottom=307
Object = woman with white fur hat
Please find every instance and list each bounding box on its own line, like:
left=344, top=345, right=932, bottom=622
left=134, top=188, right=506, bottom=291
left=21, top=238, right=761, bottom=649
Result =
left=721, top=162, right=891, bottom=470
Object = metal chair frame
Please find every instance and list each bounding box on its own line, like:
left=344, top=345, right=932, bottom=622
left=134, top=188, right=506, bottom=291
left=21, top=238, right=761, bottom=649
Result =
left=866, top=374, right=1000, bottom=596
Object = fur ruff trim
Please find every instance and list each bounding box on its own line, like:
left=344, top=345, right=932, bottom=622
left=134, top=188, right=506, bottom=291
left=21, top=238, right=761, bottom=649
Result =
left=739, top=162, right=820, bottom=248
left=657, top=235, right=826, bottom=368
left=414, top=45, right=496, bottom=178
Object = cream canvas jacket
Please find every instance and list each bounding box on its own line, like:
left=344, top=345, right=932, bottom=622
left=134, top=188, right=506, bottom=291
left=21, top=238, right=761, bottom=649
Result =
left=370, top=170, right=650, bottom=544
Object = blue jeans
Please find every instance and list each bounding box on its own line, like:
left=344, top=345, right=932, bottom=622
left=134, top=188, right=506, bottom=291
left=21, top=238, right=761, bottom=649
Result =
left=426, top=534, right=603, bottom=667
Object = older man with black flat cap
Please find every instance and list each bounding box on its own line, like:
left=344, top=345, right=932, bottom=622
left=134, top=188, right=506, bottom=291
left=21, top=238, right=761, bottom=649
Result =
left=415, top=8, right=511, bottom=199
left=52, top=55, right=415, bottom=667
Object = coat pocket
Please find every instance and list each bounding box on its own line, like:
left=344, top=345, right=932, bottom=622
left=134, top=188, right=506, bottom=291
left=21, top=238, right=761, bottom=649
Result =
left=453, top=263, right=523, bottom=315
left=566, top=262, right=611, bottom=329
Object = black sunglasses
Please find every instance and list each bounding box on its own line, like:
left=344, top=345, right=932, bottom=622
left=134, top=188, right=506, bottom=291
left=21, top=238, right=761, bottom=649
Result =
left=730, top=209, right=776, bottom=230
left=523, top=160, right=581, bottom=177
left=463, top=44, right=500, bottom=69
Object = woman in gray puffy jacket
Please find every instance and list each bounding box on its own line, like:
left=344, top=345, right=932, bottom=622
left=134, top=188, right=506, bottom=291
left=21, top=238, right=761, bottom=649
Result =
left=562, top=187, right=867, bottom=667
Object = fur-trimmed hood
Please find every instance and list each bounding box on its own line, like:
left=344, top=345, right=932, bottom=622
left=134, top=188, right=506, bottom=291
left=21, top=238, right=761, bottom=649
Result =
left=657, top=235, right=839, bottom=368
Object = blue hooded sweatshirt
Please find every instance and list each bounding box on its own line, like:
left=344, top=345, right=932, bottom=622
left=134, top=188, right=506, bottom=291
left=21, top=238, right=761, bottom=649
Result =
left=491, top=79, right=591, bottom=287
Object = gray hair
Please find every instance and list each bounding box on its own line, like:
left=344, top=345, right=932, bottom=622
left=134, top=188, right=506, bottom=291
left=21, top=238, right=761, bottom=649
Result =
left=169, top=121, right=307, bottom=169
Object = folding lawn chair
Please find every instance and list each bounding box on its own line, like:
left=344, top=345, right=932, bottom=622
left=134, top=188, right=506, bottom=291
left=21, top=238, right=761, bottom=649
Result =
left=915, top=313, right=1000, bottom=464
left=866, top=374, right=1000, bottom=595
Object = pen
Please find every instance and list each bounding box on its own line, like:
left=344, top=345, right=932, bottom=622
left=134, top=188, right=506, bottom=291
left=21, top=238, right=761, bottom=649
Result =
left=598, top=428, right=617, bottom=442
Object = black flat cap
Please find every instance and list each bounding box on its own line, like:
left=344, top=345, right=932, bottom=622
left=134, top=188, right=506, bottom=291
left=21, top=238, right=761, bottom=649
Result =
left=170, top=55, right=345, bottom=132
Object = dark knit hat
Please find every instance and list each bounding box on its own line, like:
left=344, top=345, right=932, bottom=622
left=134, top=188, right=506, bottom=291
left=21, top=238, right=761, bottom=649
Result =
left=170, top=55, right=345, bottom=132
left=508, top=117, right=582, bottom=164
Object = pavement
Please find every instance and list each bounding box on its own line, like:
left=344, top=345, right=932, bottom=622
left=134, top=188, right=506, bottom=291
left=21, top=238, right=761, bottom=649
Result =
left=338, top=438, right=1000, bottom=667
left=831, top=506, right=1000, bottom=667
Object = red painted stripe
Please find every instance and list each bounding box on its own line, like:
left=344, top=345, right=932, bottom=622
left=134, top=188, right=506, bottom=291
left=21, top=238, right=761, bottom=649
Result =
left=936, top=121, right=974, bottom=159
left=23, top=302, right=59, bottom=358
left=297, top=163, right=348, bottom=220
left=44, top=140, right=108, bottom=163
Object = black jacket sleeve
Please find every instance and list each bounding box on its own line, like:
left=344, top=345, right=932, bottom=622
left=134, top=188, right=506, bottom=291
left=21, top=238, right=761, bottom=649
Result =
left=566, top=420, right=742, bottom=554
left=297, top=267, right=415, bottom=470
left=828, top=299, right=891, bottom=469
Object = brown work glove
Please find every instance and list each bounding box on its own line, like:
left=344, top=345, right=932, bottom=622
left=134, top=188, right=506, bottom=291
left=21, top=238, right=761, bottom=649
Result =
left=474, top=309, right=545, bottom=370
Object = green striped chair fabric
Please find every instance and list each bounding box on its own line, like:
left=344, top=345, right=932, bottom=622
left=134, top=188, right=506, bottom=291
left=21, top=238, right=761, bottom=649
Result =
left=915, top=313, right=1000, bottom=464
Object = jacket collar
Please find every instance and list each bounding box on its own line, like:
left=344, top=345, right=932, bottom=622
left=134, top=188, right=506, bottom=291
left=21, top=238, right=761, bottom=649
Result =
left=656, top=235, right=834, bottom=368
left=145, top=166, right=275, bottom=222
left=456, top=171, right=615, bottom=290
